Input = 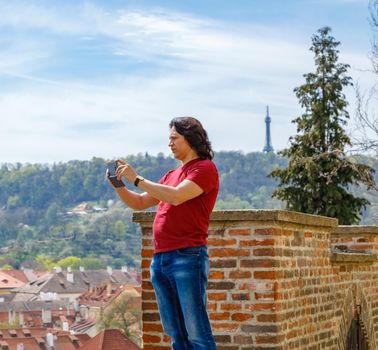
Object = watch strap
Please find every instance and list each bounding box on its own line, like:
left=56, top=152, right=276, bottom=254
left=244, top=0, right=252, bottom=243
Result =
left=134, top=175, right=144, bottom=187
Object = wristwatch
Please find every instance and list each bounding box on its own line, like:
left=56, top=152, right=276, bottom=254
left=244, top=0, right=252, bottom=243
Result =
left=134, top=175, right=145, bottom=187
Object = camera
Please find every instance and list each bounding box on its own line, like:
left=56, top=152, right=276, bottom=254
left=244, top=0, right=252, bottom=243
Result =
left=107, top=160, right=125, bottom=188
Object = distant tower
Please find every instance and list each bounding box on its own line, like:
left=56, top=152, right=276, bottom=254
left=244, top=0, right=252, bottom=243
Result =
left=263, top=106, right=274, bottom=153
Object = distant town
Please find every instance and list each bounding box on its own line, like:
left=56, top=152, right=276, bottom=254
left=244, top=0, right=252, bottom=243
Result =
left=0, top=266, right=142, bottom=349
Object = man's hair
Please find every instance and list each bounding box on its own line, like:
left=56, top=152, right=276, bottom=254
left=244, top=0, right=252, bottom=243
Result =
left=169, top=117, right=214, bottom=160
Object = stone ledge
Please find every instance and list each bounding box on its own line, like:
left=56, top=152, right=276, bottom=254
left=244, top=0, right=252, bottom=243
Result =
left=331, top=252, right=377, bottom=264
left=333, top=225, right=378, bottom=235
left=133, top=209, right=338, bottom=228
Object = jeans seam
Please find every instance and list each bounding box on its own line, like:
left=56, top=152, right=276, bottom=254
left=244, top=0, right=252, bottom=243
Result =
left=161, top=256, right=191, bottom=349
left=197, top=250, right=216, bottom=349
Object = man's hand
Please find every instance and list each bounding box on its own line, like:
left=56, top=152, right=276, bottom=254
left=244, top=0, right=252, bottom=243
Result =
left=116, top=159, right=137, bottom=184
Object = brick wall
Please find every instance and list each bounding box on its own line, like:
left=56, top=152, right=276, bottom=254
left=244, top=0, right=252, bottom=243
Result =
left=133, top=210, right=378, bottom=350
left=331, top=225, right=378, bottom=349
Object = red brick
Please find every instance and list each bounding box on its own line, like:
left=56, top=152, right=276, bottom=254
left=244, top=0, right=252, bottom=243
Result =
left=163, top=335, right=171, bottom=343
left=141, top=228, right=153, bottom=236
left=210, top=248, right=250, bottom=258
left=246, top=303, right=279, bottom=311
left=209, top=312, right=230, bottom=320
left=142, top=291, right=156, bottom=300
left=143, top=346, right=171, bottom=350
left=208, top=238, right=237, bottom=246
left=256, top=334, right=285, bottom=344
left=357, top=237, right=374, bottom=242
left=229, top=270, right=251, bottom=279
left=253, top=248, right=276, bottom=256
left=254, top=271, right=281, bottom=280
left=257, top=314, right=278, bottom=322
left=208, top=229, right=226, bottom=236
left=240, top=281, right=277, bottom=292
left=142, top=281, right=154, bottom=290
left=349, top=244, right=370, bottom=250
left=142, top=238, right=152, bottom=246
left=142, top=270, right=150, bottom=279
left=143, top=312, right=160, bottom=322
left=143, top=323, right=163, bottom=332
left=143, top=334, right=162, bottom=343
left=212, top=323, right=240, bottom=332
left=141, top=249, right=154, bottom=258
left=240, top=259, right=278, bottom=268
left=254, top=228, right=281, bottom=235
left=142, top=302, right=158, bottom=310
left=231, top=313, right=254, bottom=321
left=255, top=292, right=274, bottom=300
left=221, top=303, right=242, bottom=311
left=208, top=281, right=235, bottom=290
left=234, top=335, right=253, bottom=345
left=228, top=228, right=251, bottom=236
left=209, top=271, right=225, bottom=279
left=213, top=335, right=231, bottom=343
left=208, top=292, right=227, bottom=301
left=211, top=259, right=237, bottom=268
left=232, top=293, right=250, bottom=301
left=240, top=239, right=275, bottom=247
left=207, top=303, right=217, bottom=311
left=142, top=259, right=152, bottom=269
left=287, top=329, right=298, bottom=339
left=282, top=229, right=294, bottom=236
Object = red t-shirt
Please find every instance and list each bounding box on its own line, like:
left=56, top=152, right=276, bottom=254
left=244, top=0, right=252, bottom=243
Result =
left=153, top=158, right=219, bottom=253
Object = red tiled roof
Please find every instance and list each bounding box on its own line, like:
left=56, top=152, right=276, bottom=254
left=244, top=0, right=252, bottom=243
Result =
left=80, top=329, right=141, bottom=350
left=79, top=284, right=140, bottom=308
left=0, top=271, right=25, bottom=289
left=0, top=328, right=90, bottom=350
left=79, top=284, right=124, bottom=306
left=1, top=270, right=28, bottom=283
left=0, top=338, right=42, bottom=350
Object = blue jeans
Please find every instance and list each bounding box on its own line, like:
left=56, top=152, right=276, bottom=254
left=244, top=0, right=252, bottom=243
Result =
left=150, top=246, right=217, bottom=350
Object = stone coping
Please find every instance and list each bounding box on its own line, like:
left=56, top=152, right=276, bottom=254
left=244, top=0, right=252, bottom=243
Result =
left=333, top=225, right=378, bottom=235
left=133, top=209, right=338, bottom=228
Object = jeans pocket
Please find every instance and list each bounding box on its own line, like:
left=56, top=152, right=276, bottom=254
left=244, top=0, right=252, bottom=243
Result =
left=176, top=246, right=201, bottom=256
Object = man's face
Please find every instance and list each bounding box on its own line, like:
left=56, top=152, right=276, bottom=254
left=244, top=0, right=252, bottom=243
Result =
left=168, top=126, right=192, bottom=161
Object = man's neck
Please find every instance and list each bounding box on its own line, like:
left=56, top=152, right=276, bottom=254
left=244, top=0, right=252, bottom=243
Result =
left=180, top=151, right=199, bottom=165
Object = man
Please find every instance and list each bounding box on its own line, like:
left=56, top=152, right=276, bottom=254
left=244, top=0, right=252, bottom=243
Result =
left=109, top=117, right=219, bottom=350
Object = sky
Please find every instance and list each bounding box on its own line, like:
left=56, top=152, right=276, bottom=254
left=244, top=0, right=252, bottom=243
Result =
left=0, top=0, right=376, bottom=163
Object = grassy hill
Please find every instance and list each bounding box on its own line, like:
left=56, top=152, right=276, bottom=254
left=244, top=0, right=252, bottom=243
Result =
left=0, top=151, right=376, bottom=269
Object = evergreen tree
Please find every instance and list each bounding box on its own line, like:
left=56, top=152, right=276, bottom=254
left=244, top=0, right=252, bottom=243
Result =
left=270, top=27, right=376, bottom=224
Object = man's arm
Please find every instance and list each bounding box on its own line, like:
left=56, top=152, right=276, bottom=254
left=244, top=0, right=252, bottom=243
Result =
left=114, top=187, right=160, bottom=210
left=137, top=179, right=203, bottom=206
left=115, top=161, right=204, bottom=206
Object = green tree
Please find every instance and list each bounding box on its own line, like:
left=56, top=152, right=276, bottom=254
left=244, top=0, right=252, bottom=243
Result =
left=81, top=257, right=106, bottom=269
left=99, top=294, right=142, bottom=346
left=270, top=27, right=376, bottom=224
left=1, top=264, right=12, bottom=270
left=36, top=255, right=55, bottom=270
left=56, top=256, right=82, bottom=269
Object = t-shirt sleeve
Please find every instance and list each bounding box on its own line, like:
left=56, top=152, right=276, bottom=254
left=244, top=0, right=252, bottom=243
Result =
left=159, top=170, right=174, bottom=184
left=186, top=161, right=218, bottom=194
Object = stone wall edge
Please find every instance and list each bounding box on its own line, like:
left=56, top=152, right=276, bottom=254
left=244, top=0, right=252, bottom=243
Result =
left=133, top=209, right=338, bottom=228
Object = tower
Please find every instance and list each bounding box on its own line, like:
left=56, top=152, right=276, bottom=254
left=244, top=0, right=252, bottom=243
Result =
left=263, top=106, right=274, bottom=153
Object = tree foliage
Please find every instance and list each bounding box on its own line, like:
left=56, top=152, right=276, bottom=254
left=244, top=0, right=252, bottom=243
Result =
left=0, top=149, right=376, bottom=268
left=270, top=27, right=376, bottom=224
left=99, top=294, right=142, bottom=346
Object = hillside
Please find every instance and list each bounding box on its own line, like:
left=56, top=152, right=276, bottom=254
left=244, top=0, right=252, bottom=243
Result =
left=0, top=151, right=376, bottom=269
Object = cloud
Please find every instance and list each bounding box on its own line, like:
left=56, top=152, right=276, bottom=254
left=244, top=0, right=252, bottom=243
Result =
left=0, top=1, right=375, bottom=163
